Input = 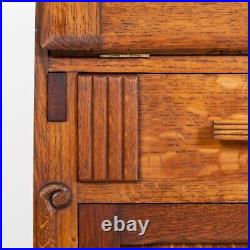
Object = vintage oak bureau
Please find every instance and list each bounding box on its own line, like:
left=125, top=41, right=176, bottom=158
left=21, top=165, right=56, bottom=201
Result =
left=34, top=3, right=248, bottom=248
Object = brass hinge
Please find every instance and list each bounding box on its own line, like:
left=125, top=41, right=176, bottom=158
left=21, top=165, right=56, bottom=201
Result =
left=100, top=54, right=150, bottom=58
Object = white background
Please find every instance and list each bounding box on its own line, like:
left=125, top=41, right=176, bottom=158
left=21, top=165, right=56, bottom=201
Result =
left=3, top=2, right=35, bottom=248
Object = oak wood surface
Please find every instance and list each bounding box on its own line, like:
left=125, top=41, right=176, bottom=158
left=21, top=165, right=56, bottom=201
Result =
left=35, top=3, right=248, bottom=248
left=120, top=204, right=248, bottom=245
left=41, top=2, right=101, bottom=50
left=121, top=244, right=248, bottom=248
left=77, top=73, right=247, bottom=202
left=34, top=5, right=78, bottom=247
left=93, top=76, right=108, bottom=181
left=49, top=56, right=248, bottom=74
left=78, top=204, right=247, bottom=247
left=41, top=3, right=247, bottom=54
left=78, top=181, right=247, bottom=203
left=78, top=75, right=139, bottom=182
left=79, top=204, right=120, bottom=248
left=139, top=74, right=247, bottom=185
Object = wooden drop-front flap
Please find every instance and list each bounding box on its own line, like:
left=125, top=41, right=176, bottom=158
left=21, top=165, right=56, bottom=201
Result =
left=40, top=2, right=247, bottom=54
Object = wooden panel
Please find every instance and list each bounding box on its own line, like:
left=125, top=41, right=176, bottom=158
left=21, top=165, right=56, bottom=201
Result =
left=79, top=204, right=120, bottom=248
left=78, top=76, right=92, bottom=181
left=93, top=76, right=108, bottom=181
left=78, top=75, right=139, bottom=182
left=41, top=3, right=247, bottom=54
left=41, top=2, right=101, bottom=50
left=78, top=204, right=247, bottom=247
left=47, top=73, right=66, bottom=122
left=123, top=76, right=138, bottom=181
left=108, top=76, right=123, bottom=181
left=120, top=204, right=248, bottom=245
left=78, top=181, right=247, bottom=203
left=139, top=74, right=248, bottom=184
left=101, top=2, right=247, bottom=54
left=213, top=119, right=248, bottom=141
left=34, top=5, right=78, bottom=247
left=122, top=243, right=248, bottom=248
left=78, top=74, right=248, bottom=203
left=49, top=56, right=248, bottom=74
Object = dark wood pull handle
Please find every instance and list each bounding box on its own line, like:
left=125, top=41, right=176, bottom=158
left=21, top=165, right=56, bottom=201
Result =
left=213, top=120, right=248, bottom=141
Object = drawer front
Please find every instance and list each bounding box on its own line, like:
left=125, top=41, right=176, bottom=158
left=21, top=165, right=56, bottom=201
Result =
left=41, top=2, right=247, bottom=54
left=77, top=73, right=248, bottom=203
left=79, top=204, right=248, bottom=248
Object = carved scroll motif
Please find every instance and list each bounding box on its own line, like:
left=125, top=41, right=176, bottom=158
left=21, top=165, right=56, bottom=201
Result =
left=38, top=183, right=71, bottom=248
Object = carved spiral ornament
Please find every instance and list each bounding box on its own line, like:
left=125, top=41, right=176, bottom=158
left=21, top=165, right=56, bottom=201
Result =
left=38, top=183, right=72, bottom=248
left=40, top=183, right=71, bottom=210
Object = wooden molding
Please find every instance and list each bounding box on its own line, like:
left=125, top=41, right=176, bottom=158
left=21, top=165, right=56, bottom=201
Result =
left=37, top=183, right=71, bottom=248
left=49, top=56, right=248, bottom=74
left=40, top=3, right=247, bottom=54
left=78, top=75, right=139, bottom=182
left=41, top=2, right=101, bottom=50
left=213, top=120, right=248, bottom=141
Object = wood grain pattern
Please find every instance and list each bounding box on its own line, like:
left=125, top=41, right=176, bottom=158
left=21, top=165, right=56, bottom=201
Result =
left=78, top=204, right=247, bottom=247
left=49, top=56, right=248, bottom=74
left=93, top=76, right=108, bottom=181
left=41, top=3, right=247, bottom=54
left=139, top=74, right=248, bottom=186
left=213, top=119, right=248, bottom=141
left=78, top=75, right=139, bottom=182
left=79, top=204, right=120, bottom=248
left=120, top=204, right=248, bottom=245
left=101, top=2, right=247, bottom=54
left=34, top=6, right=78, bottom=246
left=123, top=76, right=139, bottom=181
left=108, top=76, right=123, bottom=181
left=122, top=243, right=248, bottom=248
left=41, top=2, right=101, bottom=50
left=47, top=73, right=66, bottom=122
left=78, top=76, right=92, bottom=181
left=78, top=181, right=247, bottom=203
left=38, top=183, right=71, bottom=248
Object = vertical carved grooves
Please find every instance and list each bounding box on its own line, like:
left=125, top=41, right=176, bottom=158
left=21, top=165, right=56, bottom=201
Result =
left=38, top=183, right=71, bottom=248
left=78, top=75, right=138, bottom=182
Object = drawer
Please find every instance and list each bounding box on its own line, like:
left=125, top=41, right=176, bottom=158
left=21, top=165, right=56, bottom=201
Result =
left=79, top=204, right=248, bottom=248
left=75, top=73, right=248, bottom=203
left=41, top=3, right=247, bottom=54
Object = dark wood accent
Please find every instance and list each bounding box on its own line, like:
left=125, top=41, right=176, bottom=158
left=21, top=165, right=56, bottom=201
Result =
left=78, top=204, right=248, bottom=248
left=79, top=204, right=120, bottom=248
left=120, top=204, right=248, bottom=245
left=47, top=72, right=66, bottom=122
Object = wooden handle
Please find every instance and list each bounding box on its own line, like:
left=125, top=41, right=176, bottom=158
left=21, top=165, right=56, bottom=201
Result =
left=213, top=120, right=248, bottom=141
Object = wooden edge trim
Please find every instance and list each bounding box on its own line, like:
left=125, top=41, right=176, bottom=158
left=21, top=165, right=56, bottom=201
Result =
left=49, top=56, right=248, bottom=74
left=77, top=181, right=248, bottom=203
